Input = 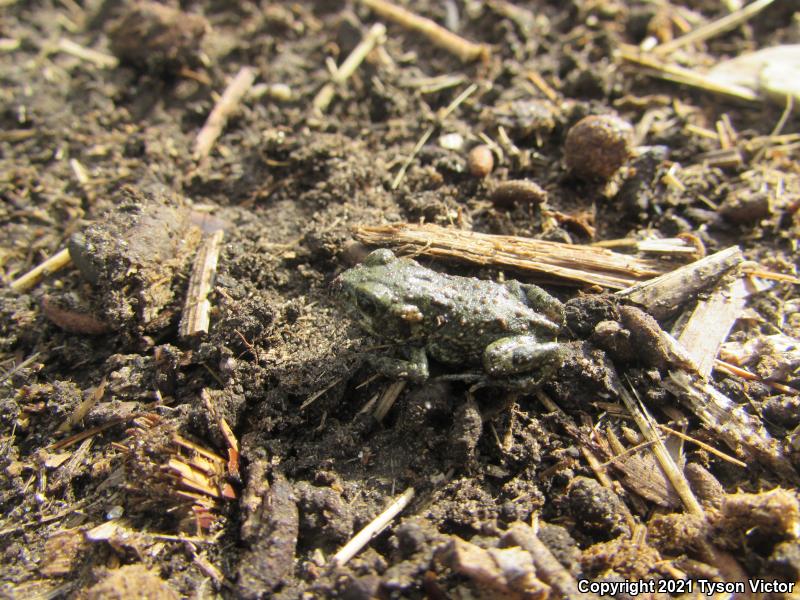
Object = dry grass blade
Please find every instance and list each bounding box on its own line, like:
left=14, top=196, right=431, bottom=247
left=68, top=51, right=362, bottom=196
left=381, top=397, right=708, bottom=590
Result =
left=356, top=223, right=674, bottom=289
left=617, top=378, right=704, bottom=516
left=10, top=248, right=72, bottom=292
left=619, top=46, right=760, bottom=101
left=653, top=0, right=777, bottom=55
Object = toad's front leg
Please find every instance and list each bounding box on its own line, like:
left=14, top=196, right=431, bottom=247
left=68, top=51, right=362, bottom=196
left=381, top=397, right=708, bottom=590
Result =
left=482, top=335, right=564, bottom=380
left=369, top=346, right=429, bottom=382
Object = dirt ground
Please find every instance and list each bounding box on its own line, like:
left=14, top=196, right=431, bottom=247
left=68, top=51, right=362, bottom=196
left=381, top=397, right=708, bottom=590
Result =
left=1, top=0, right=800, bottom=598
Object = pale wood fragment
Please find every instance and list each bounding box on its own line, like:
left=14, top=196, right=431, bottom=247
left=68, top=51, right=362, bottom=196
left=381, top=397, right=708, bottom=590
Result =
left=616, top=246, right=743, bottom=318
left=194, top=67, right=256, bottom=160
left=360, top=0, right=488, bottom=63
left=356, top=223, right=672, bottom=289
left=179, top=230, right=224, bottom=338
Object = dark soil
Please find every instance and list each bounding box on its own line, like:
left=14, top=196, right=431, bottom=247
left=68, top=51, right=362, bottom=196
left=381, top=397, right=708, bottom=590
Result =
left=1, top=1, right=800, bottom=598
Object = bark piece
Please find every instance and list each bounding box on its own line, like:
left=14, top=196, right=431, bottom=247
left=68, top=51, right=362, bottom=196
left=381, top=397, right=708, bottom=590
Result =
left=237, top=474, right=299, bottom=599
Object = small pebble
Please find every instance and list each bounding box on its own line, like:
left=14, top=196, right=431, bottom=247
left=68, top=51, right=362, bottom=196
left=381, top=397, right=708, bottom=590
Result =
left=439, top=133, right=465, bottom=151
left=490, top=179, right=547, bottom=207
left=564, top=114, right=633, bottom=180
left=467, top=144, right=494, bottom=178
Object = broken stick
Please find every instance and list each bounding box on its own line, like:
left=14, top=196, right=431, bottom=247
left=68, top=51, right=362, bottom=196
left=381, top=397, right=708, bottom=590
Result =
left=616, top=246, right=742, bottom=319
left=360, top=0, right=488, bottom=63
left=194, top=67, right=256, bottom=160
left=10, top=248, right=72, bottom=292
left=313, top=22, right=387, bottom=113
left=675, top=277, right=750, bottom=378
left=180, top=229, right=224, bottom=338
left=330, top=486, right=415, bottom=566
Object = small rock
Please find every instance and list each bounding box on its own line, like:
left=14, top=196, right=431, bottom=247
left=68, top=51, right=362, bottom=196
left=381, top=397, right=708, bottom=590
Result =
left=438, top=132, right=465, bottom=151
left=564, top=114, right=633, bottom=180
left=395, top=520, right=429, bottom=558
left=68, top=186, right=200, bottom=332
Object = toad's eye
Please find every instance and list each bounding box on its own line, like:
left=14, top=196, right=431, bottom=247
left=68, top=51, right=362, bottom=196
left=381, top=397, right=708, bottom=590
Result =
left=356, top=292, right=380, bottom=317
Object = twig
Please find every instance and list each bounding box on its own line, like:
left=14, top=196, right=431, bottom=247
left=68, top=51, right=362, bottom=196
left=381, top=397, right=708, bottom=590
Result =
left=525, top=71, right=559, bottom=103
left=180, top=230, right=224, bottom=338
left=45, top=416, right=130, bottom=452
left=300, top=377, right=343, bottom=410
left=313, top=23, right=387, bottom=113
left=0, top=352, right=41, bottom=384
left=330, top=486, right=415, bottom=566
left=57, top=38, right=119, bottom=68
left=194, top=67, right=256, bottom=160
left=770, top=94, right=794, bottom=137
left=57, top=379, right=106, bottom=433
left=654, top=0, right=776, bottom=55
left=616, top=246, right=743, bottom=319
left=713, top=359, right=799, bottom=395
left=360, top=0, right=488, bottom=63
left=356, top=223, right=673, bottom=289
left=10, top=248, right=72, bottom=292
left=656, top=424, right=746, bottom=468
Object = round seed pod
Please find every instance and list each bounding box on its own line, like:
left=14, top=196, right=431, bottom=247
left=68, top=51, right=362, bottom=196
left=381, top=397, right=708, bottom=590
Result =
left=467, top=145, right=494, bottom=178
left=564, top=114, right=634, bottom=180
left=490, top=180, right=547, bottom=207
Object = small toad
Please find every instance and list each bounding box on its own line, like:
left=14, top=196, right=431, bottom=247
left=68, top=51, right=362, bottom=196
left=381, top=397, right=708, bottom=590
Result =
left=333, top=249, right=565, bottom=390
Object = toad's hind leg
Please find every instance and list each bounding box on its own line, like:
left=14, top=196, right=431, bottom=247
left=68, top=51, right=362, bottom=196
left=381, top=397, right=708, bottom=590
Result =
left=482, top=335, right=563, bottom=378
left=503, top=280, right=564, bottom=326
left=369, top=346, right=429, bottom=382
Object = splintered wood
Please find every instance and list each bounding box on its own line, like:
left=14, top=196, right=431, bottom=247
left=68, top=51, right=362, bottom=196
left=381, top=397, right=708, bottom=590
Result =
left=616, top=246, right=743, bottom=318
left=355, top=223, right=673, bottom=289
left=180, top=230, right=224, bottom=338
